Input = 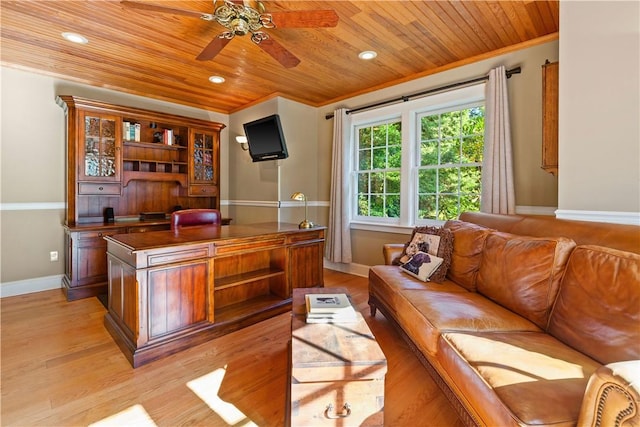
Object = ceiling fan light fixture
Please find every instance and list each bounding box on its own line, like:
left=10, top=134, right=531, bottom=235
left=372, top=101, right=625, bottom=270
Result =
left=359, top=50, right=377, bottom=60
left=61, top=32, right=88, bottom=44
left=214, top=0, right=265, bottom=38
left=208, top=75, right=225, bottom=84
left=231, top=17, right=250, bottom=35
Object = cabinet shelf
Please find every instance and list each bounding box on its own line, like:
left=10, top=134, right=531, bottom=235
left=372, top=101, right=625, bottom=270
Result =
left=215, top=268, right=285, bottom=290
left=214, top=294, right=290, bottom=324
left=123, top=171, right=187, bottom=187
left=124, top=140, right=186, bottom=150
left=123, top=158, right=188, bottom=170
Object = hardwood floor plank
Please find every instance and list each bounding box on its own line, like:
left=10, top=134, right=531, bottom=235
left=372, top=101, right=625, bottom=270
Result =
left=1, top=270, right=462, bottom=426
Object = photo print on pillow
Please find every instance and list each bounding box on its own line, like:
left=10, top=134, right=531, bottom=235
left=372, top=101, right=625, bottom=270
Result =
left=400, top=251, right=445, bottom=282
left=395, top=226, right=454, bottom=282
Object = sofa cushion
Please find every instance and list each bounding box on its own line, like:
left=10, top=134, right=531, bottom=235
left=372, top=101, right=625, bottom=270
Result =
left=477, top=232, right=576, bottom=329
left=396, top=290, right=542, bottom=355
left=444, top=220, right=493, bottom=291
left=396, top=226, right=453, bottom=282
left=439, top=331, right=601, bottom=426
left=369, top=265, right=467, bottom=316
left=548, top=245, right=640, bottom=365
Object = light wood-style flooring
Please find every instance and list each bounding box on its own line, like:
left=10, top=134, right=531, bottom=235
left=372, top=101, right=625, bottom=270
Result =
left=1, top=270, right=463, bottom=426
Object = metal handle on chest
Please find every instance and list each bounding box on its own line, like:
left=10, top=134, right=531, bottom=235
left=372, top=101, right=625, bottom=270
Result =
left=325, top=403, right=351, bottom=419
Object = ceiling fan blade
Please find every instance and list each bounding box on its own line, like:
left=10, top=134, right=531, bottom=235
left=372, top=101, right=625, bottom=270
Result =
left=258, top=38, right=300, bottom=68
left=197, top=37, right=232, bottom=61
left=120, top=1, right=211, bottom=19
left=268, top=10, right=339, bottom=28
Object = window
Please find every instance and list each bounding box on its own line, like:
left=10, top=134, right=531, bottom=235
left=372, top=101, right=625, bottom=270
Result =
left=351, top=84, right=485, bottom=228
left=356, top=121, right=402, bottom=218
left=418, top=106, right=484, bottom=220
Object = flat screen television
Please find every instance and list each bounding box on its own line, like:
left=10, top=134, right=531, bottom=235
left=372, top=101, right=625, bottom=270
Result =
left=243, top=114, right=289, bottom=162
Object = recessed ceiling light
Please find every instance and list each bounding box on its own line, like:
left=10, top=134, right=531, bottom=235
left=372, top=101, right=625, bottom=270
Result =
left=61, top=32, right=88, bottom=44
left=358, top=50, right=377, bottom=60
left=208, top=75, right=225, bottom=84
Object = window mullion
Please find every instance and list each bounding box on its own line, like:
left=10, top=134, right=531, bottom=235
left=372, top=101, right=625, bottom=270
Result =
left=400, top=109, right=414, bottom=226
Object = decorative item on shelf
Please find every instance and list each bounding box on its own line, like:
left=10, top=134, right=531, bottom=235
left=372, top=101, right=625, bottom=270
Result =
left=163, top=129, right=173, bottom=145
left=123, top=121, right=141, bottom=141
left=236, top=135, right=248, bottom=151
left=291, top=192, right=314, bottom=229
left=153, top=131, right=163, bottom=143
left=104, top=207, right=115, bottom=223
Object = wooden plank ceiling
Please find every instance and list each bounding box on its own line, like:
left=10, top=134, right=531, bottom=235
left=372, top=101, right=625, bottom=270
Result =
left=0, top=1, right=558, bottom=113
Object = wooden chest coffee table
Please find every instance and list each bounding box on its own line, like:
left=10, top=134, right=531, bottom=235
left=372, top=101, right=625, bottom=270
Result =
left=289, top=288, right=387, bottom=426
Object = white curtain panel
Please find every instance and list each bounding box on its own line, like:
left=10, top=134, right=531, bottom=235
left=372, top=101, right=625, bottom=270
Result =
left=326, top=108, right=353, bottom=263
left=481, top=65, right=516, bottom=214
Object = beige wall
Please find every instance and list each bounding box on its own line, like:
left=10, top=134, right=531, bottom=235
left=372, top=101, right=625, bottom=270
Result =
left=227, top=98, right=321, bottom=226
left=558, top=1, right=640, bottom=218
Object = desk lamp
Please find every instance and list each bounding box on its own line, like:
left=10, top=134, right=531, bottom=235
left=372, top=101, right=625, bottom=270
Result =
left=291, top=192, right=314, bottom=229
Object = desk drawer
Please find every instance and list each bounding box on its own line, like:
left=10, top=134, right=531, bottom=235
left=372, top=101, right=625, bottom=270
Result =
left=291, top=379, right=384, bottom=426
left=214, top=238, right=285, bottom=255
left=78, top=182, right=122, bottom=195
left=189, top=185, right=218, bottom=197
left=287, top=230, right=324, bottom=244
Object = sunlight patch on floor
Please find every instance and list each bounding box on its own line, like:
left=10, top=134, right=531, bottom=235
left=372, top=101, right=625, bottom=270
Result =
left=187, top=365, right=257, bottom=427
left=89, top=404, right=157, bottom=427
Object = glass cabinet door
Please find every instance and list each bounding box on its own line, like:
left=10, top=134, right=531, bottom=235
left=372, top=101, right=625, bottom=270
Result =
left=79, top=112, right=121, bottom=181
left=189, top=128, right=219, bottom=197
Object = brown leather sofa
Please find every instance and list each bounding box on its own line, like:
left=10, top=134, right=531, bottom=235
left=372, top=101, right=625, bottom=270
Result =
left=368, top=212, right=640, bottom=426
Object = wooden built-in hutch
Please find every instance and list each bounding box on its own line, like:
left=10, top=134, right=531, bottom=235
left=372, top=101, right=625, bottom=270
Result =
left=57, top=96, right=225, bottom=301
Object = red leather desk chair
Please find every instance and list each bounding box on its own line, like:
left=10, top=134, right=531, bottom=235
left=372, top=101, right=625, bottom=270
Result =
left=170, top=209, right=222, bottom=231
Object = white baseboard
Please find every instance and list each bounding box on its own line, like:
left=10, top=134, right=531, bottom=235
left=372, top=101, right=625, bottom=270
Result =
left=555, top=210, right=640, bottom=226
left=0, top=274, right=63, bottom=298
left=323, top=259, right=370, bottom=278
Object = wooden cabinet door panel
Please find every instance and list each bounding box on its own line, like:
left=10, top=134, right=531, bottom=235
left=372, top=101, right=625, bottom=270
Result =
left=289, top=242, right=324, bottom=289
left=78, top=112, right=121, bottom=182
left=107, top=255, right=138, bottom=342
left=71, top=229, right=126, bottom=287
left=147, top=260, right=211, bottom=340
left=188, top=128, right=220, bottom=197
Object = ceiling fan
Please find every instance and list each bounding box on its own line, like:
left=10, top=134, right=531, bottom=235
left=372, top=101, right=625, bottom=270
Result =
left=121, top=0, right=339, bottom=68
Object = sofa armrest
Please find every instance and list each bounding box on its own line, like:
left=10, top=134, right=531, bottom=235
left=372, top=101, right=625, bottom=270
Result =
left=383, top=243, right=404, bottom=265
left=578, top=360, right=640, bottom=426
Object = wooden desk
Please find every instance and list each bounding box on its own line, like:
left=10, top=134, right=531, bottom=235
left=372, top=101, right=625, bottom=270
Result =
left=289, top=288, right=387, bottom=426
left=104, top=223, right=324, bottom=367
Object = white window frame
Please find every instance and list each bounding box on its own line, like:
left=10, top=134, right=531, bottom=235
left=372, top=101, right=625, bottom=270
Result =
left=349, top=83, right=485, bottom=233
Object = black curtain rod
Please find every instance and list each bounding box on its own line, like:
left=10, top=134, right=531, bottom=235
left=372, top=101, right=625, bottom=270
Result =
left=325, top=66, right=521, bottom=120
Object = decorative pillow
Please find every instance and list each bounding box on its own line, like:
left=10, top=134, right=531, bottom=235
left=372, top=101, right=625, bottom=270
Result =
left=394, top=226, right=453, bottom=282
left=400, top=251, right=445, bottom=282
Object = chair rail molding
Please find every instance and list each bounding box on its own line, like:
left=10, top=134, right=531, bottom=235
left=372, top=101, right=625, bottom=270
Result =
left=0, top=202, right=66, bottom=211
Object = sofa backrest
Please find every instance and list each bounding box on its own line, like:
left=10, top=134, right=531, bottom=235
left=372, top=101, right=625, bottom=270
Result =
left=459, top=212, right=640, bottom=255
left=476, top=231, right=576, bottom=329
left=444, top=220, right=493, bottom=291
left=548, top=245, right=640, bottom=365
